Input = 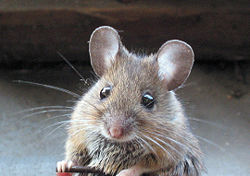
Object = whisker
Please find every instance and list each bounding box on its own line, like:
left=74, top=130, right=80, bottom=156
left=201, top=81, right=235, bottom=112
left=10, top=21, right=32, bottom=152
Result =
left=147, top=126, right=201, bottom=154
left=65, top=121, right=101, bottom=129
left=134, top=136, right=145, bottom=149
left=71, top=109, right=103, bottom=119
left=138, top=131, right=176, bottom=162
left=38, top=113, right=72, bottom=124
left=13, top=80, right=81, bottom=98
left=194, top=135, right=225, bottom=152
left=45, top=119, right=99, bottom=129
left=35, top=121, right=70, bottom=131
left=152, top=135, right=183, bottom=158
left=188, top=117, right=227, bottom=130
left=57, top=51, right=86, bottom=82
left=149, top=121, right=211, bottom=155
left=147, top=116, right=223, bottom=153
left=42, top=119, right=94, bottom=138
left=19, top=109, right=72, bottom=120
left=70, top=126, right=97, bottom=137
left=161, top=135, right=190, bottom=151
left=69, top=122, right=103, bottom=139
left=84, top=99, right=104, bottom=114
left=142, top=131, right=187, bottom=156
left=66, top=100, right=79, bottom=103
left=44, top=122, right=69, bottom=138
left=10, top=106, right=73, bottom=116
left=135, top=135, right=158, bottom=159
left=154, top=114, right=226, bottom=130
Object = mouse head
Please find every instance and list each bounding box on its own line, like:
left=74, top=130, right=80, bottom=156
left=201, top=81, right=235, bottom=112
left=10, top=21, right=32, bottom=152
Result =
left=79, top=26, right=194, bottom=143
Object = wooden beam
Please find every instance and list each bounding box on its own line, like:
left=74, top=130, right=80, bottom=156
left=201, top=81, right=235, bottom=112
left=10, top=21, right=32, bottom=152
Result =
left=0, top=0, right=249, bottom=63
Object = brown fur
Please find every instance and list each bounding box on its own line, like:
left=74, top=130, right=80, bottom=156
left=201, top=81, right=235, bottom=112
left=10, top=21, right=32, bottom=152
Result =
left=64, top=27, right=204, bottom=176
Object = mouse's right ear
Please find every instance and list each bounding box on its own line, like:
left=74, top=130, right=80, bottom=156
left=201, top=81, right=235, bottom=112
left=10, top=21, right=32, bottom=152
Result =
left=89, top=26, right=121, bottom=77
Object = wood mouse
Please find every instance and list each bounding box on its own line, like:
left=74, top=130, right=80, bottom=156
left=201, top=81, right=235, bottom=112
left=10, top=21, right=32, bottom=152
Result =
left=57, top=26, right=204, bottom=176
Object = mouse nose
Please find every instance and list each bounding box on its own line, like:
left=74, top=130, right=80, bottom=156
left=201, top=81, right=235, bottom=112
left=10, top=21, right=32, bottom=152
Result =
left=109, top=126, right=123, bottom=139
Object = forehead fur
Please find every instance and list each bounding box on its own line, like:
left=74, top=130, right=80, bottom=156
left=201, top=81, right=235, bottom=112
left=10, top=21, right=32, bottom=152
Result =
left=103, top=54, right=163, bottom=92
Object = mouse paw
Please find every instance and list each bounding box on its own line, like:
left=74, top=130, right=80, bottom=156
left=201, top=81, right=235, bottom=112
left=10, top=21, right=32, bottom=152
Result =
left=57, top=160, right=73, bottom=173
left=117, top=168, right=141, bottom=176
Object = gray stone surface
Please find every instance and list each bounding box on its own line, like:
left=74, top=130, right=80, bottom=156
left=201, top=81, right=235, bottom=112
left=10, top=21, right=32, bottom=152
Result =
left=0, top=63, right=249, bottom=175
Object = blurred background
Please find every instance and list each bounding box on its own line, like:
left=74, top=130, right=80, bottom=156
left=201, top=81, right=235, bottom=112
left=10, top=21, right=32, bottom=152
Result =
left=0, top=0, right=249, bottom=175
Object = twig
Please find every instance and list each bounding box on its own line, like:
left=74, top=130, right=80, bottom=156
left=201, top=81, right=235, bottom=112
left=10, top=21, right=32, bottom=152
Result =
left=56, top=166, right=110, bottom=175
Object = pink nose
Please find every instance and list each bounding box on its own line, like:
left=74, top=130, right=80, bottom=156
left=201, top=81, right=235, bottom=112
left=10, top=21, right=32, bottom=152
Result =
left=109, top=127, right=123, bottom=139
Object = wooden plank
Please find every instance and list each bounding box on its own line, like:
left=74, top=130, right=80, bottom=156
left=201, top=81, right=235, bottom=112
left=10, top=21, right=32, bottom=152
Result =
left=0, top=0, right=249, bottom=63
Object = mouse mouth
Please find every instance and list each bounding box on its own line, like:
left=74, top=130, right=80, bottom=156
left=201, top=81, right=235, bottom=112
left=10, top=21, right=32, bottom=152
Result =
left=110, top=133, right=136, bottom=142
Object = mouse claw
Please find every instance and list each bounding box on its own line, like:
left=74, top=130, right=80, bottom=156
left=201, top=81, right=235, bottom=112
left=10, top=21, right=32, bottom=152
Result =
left=57, top=160, right=73, bottom=173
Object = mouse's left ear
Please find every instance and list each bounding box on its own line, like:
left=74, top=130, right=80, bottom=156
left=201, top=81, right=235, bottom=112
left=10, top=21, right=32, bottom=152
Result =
left=89, top=26, right=121, bottom=77
left=156, top=40, right=194, bottom=91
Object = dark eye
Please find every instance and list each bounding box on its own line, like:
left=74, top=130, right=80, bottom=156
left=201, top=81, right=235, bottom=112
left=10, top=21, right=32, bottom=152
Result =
left=141, top=93, right=155, bottom=109
left=100, top=86, right=111, bottom=100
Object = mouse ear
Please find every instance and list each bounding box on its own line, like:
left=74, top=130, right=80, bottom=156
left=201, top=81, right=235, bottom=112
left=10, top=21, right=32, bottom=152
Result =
left=89, top=26, right=121, bottom=77
left=156, top=40, right=194, bottom=91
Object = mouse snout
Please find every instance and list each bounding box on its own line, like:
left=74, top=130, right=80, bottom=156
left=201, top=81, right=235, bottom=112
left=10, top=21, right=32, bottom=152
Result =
left=107, top=118, right=127, bottom=139
left=105, top=115, right=134, bottom=140
left=109, top=126, right=124, bottom=139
